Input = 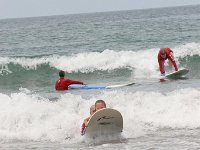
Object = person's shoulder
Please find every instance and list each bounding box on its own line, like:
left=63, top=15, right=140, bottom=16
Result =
left=160, top=47, right=170, bottom=51
left=64, top=78, right=71, bottom=81
left=161, top=47, right=171, bottom=52
left=55, top=78, right=60, bottom=82
left=165, top=47, right=171, bottom=49
left=56, top=77, right=66, bottom=82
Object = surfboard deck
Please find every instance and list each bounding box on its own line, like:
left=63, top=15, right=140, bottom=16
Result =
left=165, top=68, right=189, bottom=79
left=68, top=84, right=106, bottom=89
left=106, top=82, right=135, bottom=88
left=84, top=108, right=123, bottom=138
left=68, top=82, right=135, bottom=89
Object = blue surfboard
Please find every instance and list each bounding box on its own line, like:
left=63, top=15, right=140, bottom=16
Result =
left=68, top=82, right=135, bottom=90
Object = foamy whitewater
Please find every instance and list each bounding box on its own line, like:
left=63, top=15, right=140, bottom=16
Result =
left=0, top=5, right=200, bottom=149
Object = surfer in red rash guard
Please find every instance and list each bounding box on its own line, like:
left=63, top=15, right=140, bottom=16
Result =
left=158, top=48, right=178, bottom=76
left=55, top=70, right=84, bottom=90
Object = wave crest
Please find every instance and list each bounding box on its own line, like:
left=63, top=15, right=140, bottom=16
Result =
left=0, top=42, right=200, bottom=77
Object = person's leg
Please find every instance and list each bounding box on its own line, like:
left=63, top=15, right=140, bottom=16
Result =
left=168, top=52, right=174, bottom=72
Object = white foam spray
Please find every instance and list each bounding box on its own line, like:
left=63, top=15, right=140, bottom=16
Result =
left=1, top=87, right=200, bottom=142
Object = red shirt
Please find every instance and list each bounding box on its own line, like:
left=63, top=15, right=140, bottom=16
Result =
left=157, top=48, right=178, bottom=74
left=55, top=77, right=83, bottom=90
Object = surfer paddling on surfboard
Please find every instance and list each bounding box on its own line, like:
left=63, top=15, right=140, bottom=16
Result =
left=158, top=48, right=178, bottom=76
left=55, top=70, right=85, bottom=91
left=81, top=100, right=106, bottom=135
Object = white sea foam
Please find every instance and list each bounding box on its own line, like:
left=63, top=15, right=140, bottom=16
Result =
left=1, top=88, right=200, bottom=142
left=175, top=42, right=200, bottom=58
left=0, top=42, right=200, bottom=78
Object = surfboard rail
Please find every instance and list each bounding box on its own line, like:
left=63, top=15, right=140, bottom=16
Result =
left=68, top=82, right=135, bottom=89
left=165, top=68, right=189, bottom=79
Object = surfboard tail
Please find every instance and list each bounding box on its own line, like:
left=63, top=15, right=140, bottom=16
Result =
left=106, top=82, right=135, bottom=88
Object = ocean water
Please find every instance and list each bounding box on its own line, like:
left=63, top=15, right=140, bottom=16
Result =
left=0, top=4, right=200, bottom=149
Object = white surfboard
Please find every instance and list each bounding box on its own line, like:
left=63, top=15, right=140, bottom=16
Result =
left=84, top=108, right=123, bottom=138
left=106, top=82, right=135, bottom=88
left=165, top=68, right=189, bottom=79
